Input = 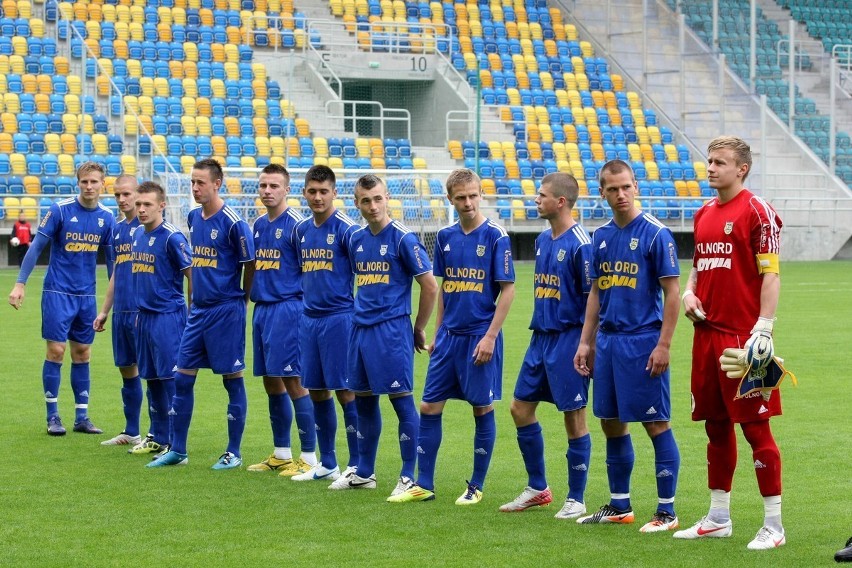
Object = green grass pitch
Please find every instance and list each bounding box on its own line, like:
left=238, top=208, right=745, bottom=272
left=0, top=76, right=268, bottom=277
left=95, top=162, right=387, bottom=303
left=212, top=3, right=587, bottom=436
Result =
left=1, top=261, right=850, bottom=567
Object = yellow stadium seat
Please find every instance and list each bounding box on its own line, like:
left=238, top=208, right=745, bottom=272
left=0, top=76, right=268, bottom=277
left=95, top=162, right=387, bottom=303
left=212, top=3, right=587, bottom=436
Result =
left=256, top=136, right=271, bottom=156
left=4, top=196, right=21, bottom=218
left=24, top=176, right=41, bottom=194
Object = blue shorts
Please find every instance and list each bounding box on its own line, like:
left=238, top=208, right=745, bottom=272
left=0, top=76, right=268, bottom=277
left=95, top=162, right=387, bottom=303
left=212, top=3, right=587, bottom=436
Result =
left=137, top=309, right=186, bottom=380
left=253, top=301, right=301, bottom=378
left=592, top=330, right=671, bottom=422
left=514, top=328, right=589, bottom=412
left=177, top=300, right=247, bottom=375
left=112, top=311, right=138, bottom=368
left=41, top=291, right=97, bottom=345
left=349, top=316, right=414, bottom=395
left=300, top=312, right=351, bottom=391
left=422, top=326, right=503, bottom=407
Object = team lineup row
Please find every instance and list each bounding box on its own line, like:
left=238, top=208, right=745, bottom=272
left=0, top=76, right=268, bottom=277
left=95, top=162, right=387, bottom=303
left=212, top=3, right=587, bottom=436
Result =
left=8, top=136, right=787, bottom=551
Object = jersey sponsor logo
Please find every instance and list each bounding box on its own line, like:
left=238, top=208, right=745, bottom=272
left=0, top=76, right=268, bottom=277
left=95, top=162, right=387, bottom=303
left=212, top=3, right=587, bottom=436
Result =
left=210, top=229, right=218, bottom=239
left=696, top=257, right=732, bottom=271
left=40, top=211, right=52, bottom=227
left=275, top=228, right=282, bottom=239
left=667, top=242, right=677, bottom=268
left=192, top=245, right=219, bottom=268
left=303, top=260, right=333, bottom=272
left=557, top=248, right=566, bottom=262
left=597, top=259, right=639, bottom=290
left=413, top=245, right=424, bottom=270
left=724, top=221, right=734, bottom=234
left=380, top=244, right=388, bottom=256
left=132, top=262, right=155, bottom=273
left=256, top=247, right=282, bottom=270
left=65, top=242, right=100, bottom=252
left=696, top=242, right=732, bottom=255
left=326, top=234, right=335, bottom=245
left=534, top=286, right=560, bottom=299
left=240, top=236, right=249, bottom=258
left=356, top=273, right=389, bottom=285
left=476, top=244, right=486, bottom=257
left=504, top=249, right=511, bottom=273
left=629, top=237, right=639, bottom=250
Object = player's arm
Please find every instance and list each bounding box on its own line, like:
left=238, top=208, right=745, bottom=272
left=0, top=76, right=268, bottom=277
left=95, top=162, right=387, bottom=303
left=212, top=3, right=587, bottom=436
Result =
left=241, top=261, right=255, bottom=303
left=8, top=232, right=50, bottom=310
left=681, top=267, right=706, bottom=322
left=574, top=280, right=600, bottom=377
left=93, top=273, right=117, bottom=332
left=647, top=275, right=680, bottom=377
left=182, top=267, right=192, bottom=312
left=428, top=283, right=444, bottom=355
left=472, top=280, right=515, bottom=365
left=413, top=271, right=438, bottom=353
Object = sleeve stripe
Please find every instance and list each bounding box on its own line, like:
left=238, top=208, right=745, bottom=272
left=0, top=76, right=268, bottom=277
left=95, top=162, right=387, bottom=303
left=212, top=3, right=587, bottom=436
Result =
left=571, top=224, right=591, bottom=245
left=486, top=219, right=509, bottom=237
left=222, top=206, right=242, bottom=224
left=749, top=196, right=782, bottom=253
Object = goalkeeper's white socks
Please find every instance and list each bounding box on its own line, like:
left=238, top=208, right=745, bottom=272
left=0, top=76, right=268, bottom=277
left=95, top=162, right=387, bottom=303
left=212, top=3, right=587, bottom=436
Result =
left=708, top=489, right=731, bottom=524
left=764, top=495, right=783, bottom=532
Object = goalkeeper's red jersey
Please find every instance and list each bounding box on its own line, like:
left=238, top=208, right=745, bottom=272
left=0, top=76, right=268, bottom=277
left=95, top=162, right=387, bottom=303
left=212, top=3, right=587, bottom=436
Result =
left=692, top=189, right=782, bottom=335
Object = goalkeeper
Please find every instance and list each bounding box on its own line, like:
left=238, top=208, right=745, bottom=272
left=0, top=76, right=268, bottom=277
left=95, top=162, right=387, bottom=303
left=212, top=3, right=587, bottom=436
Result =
left=674, top=136, right=787, bottom=551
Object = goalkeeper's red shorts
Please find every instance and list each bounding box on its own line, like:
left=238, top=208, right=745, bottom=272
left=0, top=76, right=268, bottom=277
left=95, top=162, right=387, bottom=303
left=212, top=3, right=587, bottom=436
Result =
left=690, top=325, right=782, bottom=423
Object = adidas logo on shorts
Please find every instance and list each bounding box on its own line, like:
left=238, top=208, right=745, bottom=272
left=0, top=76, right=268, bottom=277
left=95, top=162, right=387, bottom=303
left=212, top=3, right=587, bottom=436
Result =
left=417, top=446, right=425, bottom=454
left=754, top=460, right=766, bottom=469
left=346, top=425, right=356, bottom=433
left=758, top=405, right=769, bottom=414
left=283, top=365, right=293, bottom=373
left=574, top=394, right=583, bottom=402
left=390, top=380, right=401, bottom=388
left=645, top=406, right=657, bottom=415
left=399, top=433, right=411, bottom=442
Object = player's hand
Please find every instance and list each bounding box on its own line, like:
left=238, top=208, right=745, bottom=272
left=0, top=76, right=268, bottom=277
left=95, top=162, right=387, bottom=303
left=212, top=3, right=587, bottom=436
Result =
left=682, top=290, right=706, bottom=322
left=646, top=344, right=670, bottom=378
left=93, top=312, right=108, bottom=332
left=8, top=283, right=25, bottom=310
left=472, top=334, right=496, bottom=365
left=719, top=347, right=748, bottom=378
left=744, top=317, right=775, bottom=370
left=413, top=327, right=427, bottom=353
left=573, top=343, right=593, bottom=377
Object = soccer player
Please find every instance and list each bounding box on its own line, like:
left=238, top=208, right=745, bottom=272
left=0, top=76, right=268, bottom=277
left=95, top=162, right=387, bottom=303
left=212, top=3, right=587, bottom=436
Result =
left=388, top=168, right=515, bottom=505
left=247, top=164, right=318, bottom=476
left=675, top=136, right=787, bottom=550
left=8, top=161, right=115, bottom=435
left=499, top=173, right=593, bottom=518
left=573, top=159, right=682, bottom=532
left=291, top=165, right=360, bottom=482
left=12, top=213, right=31, bottom=266
left=328, top=174, right=437, bottom=495
left=149, top=159, right=255, bottom=470
left=129, top=181, right=192, bottom=460
left=93, top=175, right=145, bottom=447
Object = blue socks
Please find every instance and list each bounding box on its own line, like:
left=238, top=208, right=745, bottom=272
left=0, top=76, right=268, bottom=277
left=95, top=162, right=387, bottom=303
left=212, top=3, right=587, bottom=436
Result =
left=313, top=397, right=338, bottom=469
left=70, top=362, right=90, bottom=422
left=606, top=434, right=635, bottom=511
left=651, top=429, right=680, bottom=516
left=355, top=395, right=381, bottom=478
left=121, top=376, right=143, bottom=437
left=416, top=413, right=443, bottom=491
left=43, top=360, right=61, bottom=419
left=471, top=410, right=496, bottom=490
left=567, top=433, right=592, bottom=502
left=147, top=379, right=171, bottom=445
left=341, top=399, right=359, bottom=468
left=268, top=392, right=292, bottom=449
left=292, top=394, right=316, bottom=453
left=170, top=372, right=196, bottom=454
left=223, top=377, right=247, bottom=457
left=390, top=395, right=419, bottom=480
left=517, top=422, right=547, bottom=491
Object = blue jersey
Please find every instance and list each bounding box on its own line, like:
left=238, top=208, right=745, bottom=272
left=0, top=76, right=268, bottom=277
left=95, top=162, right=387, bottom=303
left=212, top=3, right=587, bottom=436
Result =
left=349, top=220, right=432, bottom=326
left=38, top=197, right=115, bottom=296
left=295, top=209, right=357, bottom=317
left=112, top=216, right=141, bottom=312
left=187, top=205, right=254, bottom=307
left=250, top=207, right=303, bottom=304
left=590, top=212, right=679, bottom=334
left=432, top=219, right=515, bottom=335
left=132, top=221, right=192, bottom=313
left=530, top=224, right=593, bottom=332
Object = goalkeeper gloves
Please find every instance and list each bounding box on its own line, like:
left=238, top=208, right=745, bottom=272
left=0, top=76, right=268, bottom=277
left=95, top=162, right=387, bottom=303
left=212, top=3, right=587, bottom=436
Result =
left=744, top=317, right=775, bottom=371
left=720, top=348, right=749, bottom=379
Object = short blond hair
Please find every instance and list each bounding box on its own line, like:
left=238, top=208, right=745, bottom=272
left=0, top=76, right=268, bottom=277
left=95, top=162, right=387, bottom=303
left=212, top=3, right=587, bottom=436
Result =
left=445, top=168, right=481, bottom=196
left=708, top=136, right=752, bottom=181
left=76, top=161, right=105, bottom=181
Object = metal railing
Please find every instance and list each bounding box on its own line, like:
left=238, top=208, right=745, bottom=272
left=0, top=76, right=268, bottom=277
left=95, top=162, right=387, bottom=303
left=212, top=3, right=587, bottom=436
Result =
left=324, top=100, right=411, bottom=140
